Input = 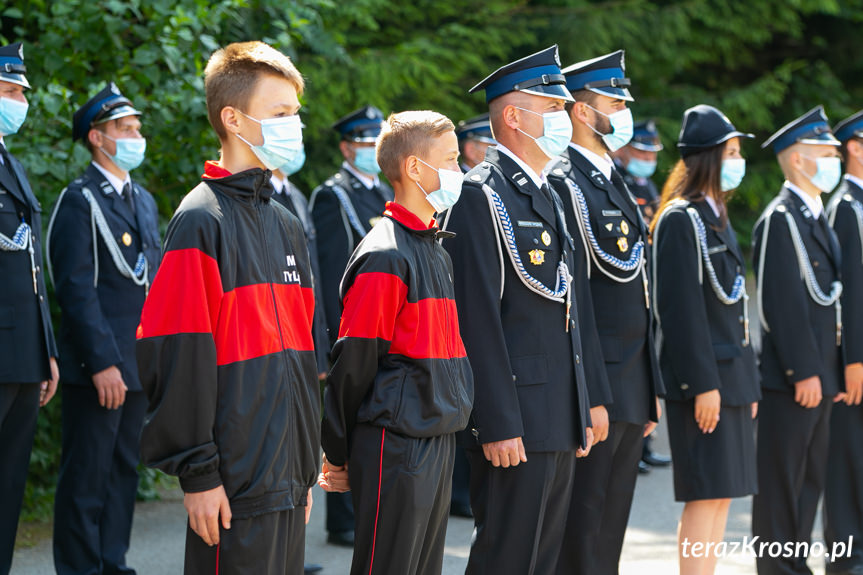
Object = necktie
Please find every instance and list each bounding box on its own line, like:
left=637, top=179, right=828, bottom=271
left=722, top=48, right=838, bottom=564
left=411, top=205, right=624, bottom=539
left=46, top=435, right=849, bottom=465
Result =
left=122, top=182, right=136, bottom=215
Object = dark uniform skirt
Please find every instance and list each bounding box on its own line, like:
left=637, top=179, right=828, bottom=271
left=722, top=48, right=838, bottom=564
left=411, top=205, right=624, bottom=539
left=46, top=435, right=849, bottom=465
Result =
left=667, top=400, right=757, bottom=502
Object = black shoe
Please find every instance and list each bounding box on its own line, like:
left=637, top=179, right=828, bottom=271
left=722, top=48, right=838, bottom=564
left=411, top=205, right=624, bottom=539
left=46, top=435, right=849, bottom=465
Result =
left=327, top=529, right=355, bottom=547
left=638, top=460, right=651, bottom=474
left=642, top=450, right=672, bottom=467
left=304, top=564, right=323, bottom=574
left=450, top=501, right=473, bottom=518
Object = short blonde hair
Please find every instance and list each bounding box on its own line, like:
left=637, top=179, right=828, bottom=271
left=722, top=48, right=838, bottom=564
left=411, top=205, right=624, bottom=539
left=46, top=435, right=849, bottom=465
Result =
left=204, top=41, right=304, bottom=140
left=376, top=110, right=455, bottom=183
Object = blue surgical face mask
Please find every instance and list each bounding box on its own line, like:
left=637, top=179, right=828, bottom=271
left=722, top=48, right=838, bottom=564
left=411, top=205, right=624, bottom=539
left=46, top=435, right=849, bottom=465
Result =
left=352, top=146, right=381, bottom=175
left=584, top=104, right=633, bottom=153
left=626, top=157, right=657, bottom=179
left=237, top=112, right=303, bottom=171
left=515, top=107, right=573, bottom=159
left=281, top=145, right=306, bottom=176
left=101, top=134, right=147, bottom=172
left=720, top=158, right=746, bottom=192
left=0, top=97, right=28, bottom=136
left=801, top=155, right=842, bottom=193
left=416, top=157, right=463, bottom=213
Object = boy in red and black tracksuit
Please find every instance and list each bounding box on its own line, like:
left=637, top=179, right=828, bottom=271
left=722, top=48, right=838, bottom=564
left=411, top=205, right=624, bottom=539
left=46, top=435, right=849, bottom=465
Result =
left=137, top=42, right=319, bottom=574
left=320, top=111, right=473, bottom=575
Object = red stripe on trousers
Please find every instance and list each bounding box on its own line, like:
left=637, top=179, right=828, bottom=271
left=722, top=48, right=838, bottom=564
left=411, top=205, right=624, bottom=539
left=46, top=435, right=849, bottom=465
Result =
left=137, top=248, right=223, bottom=339
left=339, top=272, right=466, bottom=359
left=369, top=428, right=386, bottom=575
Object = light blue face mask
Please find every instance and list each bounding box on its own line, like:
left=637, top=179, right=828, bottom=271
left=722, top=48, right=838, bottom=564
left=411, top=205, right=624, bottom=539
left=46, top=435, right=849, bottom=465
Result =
left=515, top=107, right=573, bottom=159
left=720, top=158, right=746, bottom=192
left=0, top=97, right=28, bottom=136
left=353, top=146, right=381, bottom=175
left=416, top=157, right=463, bottom=213
left=101, top=135, right=147, bottom=172
left=801, top=155, right=842, bottom=193
left=626, top=157, right=656, bottom=179
left=237, top=112, right=303, bottom=171
left=584, top=104, right=634, bottom=152
left=281, top=145, right=306, bottom=176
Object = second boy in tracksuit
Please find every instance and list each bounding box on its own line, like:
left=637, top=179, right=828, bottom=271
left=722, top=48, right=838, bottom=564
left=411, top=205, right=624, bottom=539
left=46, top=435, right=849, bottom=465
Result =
left=320, top=110, right=473, bottom=575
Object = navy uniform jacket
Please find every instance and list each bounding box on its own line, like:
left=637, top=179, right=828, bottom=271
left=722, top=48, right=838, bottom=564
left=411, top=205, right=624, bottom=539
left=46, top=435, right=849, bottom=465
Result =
left=272, top=181, right=330, bottom=373
left=0, top=147, right=57, bottom=383
left=310, top=167, right=393, bottom=348
left=443, top=147, right=591, bottom=451
left=49, top=163, right=160, bottom=390
left=548, top=147, right=663, bottom=425
left=753, top=187, right=844, bottom=396
left=827, top=178, right=863, bottom=366
left=653, top=200, right=760, bottom=405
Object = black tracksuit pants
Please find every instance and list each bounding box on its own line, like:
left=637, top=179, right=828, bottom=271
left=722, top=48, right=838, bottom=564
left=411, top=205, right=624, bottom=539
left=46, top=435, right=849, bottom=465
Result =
left=184, top=507, right=306, bottom=575
left=348, top=424, right=454, bottom=575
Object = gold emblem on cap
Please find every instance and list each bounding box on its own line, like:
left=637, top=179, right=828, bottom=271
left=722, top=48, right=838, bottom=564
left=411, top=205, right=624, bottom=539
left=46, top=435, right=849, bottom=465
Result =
left=541, top=230, right=551, bottom=246
left=620, top=220, right=629, bottom=235
left=529, top=249, right=545, bottom=265
left=122, top=232, right=132, bottom=246
left=617, top=237, right=628, bottom=252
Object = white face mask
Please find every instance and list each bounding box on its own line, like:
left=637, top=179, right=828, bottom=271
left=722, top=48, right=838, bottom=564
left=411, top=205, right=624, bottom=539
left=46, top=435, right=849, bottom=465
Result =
left=800, top=154, right=842, bottom=193
left=583, top=104, right=634, bottom=152
left=415, top=157, right=463, bottom=213
left=235, top=111, right=303, bottom=171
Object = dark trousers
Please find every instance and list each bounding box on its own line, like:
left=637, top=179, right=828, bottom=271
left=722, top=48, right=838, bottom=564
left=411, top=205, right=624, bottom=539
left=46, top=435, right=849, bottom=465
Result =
left=557, top=421, right=643, bottom=575
left=325, top=491, right=354, bottom=534
left=0, top=383, right=40, bottom=575
left=53, top=386, right=148, bottom=575
left=466, top=448, right=576, bottom=575
left=753, top=389, right=832, bottom=575
left=450, top=444, right=471, bottom=509
left=184, top=507, right=305, bottom=575
left=348, top=424, right=454, bottom=575
left=824, top=402, right=863, bottom=572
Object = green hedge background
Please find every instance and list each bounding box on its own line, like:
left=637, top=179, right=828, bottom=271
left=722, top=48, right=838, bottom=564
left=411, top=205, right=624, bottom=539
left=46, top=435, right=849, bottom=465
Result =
left=3, top=0, right=862, bottom=519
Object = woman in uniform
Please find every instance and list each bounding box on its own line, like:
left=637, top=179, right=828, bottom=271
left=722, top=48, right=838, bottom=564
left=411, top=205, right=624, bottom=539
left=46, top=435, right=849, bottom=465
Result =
left=650, top=104, right=761, bottom=575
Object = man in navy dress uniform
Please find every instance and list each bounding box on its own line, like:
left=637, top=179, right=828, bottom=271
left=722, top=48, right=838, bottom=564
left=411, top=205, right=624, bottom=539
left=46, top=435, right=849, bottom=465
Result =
left=753, top=106, right=845, bottom=575
left=309, top=106, right=393, bottom=547
left=0, top=42, right=59, bottom=575
left=443, top=45, right=594, bottom=574
left=49, top=82, right=161, bottom=575
left=824, top=110, right=863, bottom=575
left=547, top=50, right=664, bottom=575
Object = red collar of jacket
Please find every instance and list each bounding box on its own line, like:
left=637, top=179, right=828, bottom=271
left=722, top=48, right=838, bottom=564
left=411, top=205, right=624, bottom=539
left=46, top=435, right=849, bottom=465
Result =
left=383, top=201, right=437, bottom=231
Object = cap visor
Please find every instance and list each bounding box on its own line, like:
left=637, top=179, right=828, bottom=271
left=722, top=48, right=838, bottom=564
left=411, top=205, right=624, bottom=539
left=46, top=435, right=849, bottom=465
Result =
left=630, top=141, right=663, bottom=152
left=0, top=73, right=29, bottom=89
left=798, top=134, right=841, bottom=146
left=521, top=84, right=574, bottom=102
left=93, top=105, right=141, bottom=125
left=589, top=87, right=634, bottom=102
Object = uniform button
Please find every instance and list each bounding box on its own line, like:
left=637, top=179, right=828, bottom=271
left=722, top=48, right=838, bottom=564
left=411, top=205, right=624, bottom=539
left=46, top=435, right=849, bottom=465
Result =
left=575, top=354, right=581, bottom=364
left=681, top=383, right=689, bottom=391
left=81, top=363, right=86, bottom=368
left=738, top=315, right=744, bottom=324
left=813, top=260, right=819, bottom=268
left=143, top=243, right=148, bottom=249
left=36, top=265, right=40, bottom=273
left=39, top=295, right=44, bottom=302
left=736, top=266, right=741, bottom=273
left=512, top=374, right=516, bottom=382
left=571, top=319, right=576, bottom=328
left=742, top=339, right=749, bottom=347
left=785, top=369, right=794, bottom=377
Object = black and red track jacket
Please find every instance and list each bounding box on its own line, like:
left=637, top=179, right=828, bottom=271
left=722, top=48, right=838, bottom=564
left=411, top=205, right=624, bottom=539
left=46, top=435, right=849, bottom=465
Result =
left=137, top=162, right=320, bottom=518
left=321, top=201, right=474, bottom=467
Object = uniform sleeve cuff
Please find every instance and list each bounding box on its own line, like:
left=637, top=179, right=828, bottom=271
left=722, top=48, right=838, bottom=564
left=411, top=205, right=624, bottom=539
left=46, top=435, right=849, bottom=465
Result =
left=180, top=472, right=223, bottom=494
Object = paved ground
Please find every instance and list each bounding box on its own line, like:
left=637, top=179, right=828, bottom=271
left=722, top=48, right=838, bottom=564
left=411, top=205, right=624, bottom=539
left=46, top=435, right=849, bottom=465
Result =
left=12, top=419, right=829, bottom=575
